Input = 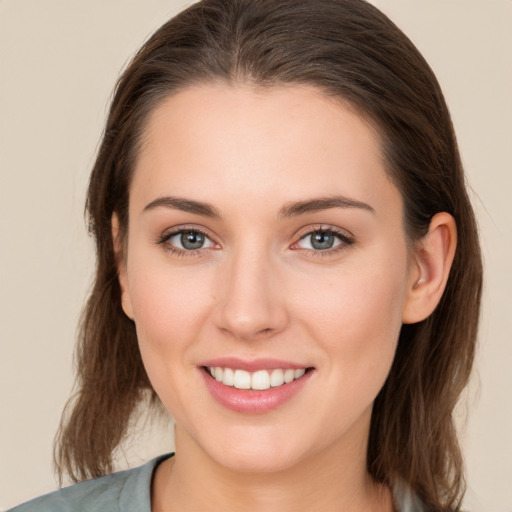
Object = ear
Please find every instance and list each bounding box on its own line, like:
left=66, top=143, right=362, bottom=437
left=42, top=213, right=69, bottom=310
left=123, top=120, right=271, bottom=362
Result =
left=112, top=213, right=134, bottom=321
left=402, top=212, right=457, bottom=324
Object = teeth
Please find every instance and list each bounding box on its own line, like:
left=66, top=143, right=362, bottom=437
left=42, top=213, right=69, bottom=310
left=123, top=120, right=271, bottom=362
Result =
left=270, top=369, right=285, bottom=387
left=207, top=366, right=308, bottom=390
left=251, top=370, right=270, bottom=390
left=284, top=369, right=295, bottom=383
left=223, top=367, right=234, bottom=386
left=233, top=369, right=251, bottom=389
left=294, top=369, right=305, bottom=379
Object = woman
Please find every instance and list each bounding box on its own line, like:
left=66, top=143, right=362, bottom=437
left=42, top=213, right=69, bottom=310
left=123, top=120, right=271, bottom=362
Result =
left=9, top=0, right=482, bottom=510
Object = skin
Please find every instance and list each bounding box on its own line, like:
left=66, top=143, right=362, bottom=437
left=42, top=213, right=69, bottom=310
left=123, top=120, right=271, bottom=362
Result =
left=114, top=85, right=456, bottom=511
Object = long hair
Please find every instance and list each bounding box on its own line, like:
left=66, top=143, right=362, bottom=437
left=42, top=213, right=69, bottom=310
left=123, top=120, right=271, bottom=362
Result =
left=54, top=1, right=483, bottom=509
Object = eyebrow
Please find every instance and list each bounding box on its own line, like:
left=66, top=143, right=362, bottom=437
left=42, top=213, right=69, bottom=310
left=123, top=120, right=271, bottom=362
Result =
left=278, top=195, right=375, bottom=218
left=142, top=194, right=374, bottom=219
left=143, top=196, right=222, bottom=218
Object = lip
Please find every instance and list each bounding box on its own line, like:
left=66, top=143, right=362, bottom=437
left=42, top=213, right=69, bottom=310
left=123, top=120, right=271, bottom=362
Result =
left=199, top=357, right=310, bottom=372
left=199, top=360, right=315, bottom=414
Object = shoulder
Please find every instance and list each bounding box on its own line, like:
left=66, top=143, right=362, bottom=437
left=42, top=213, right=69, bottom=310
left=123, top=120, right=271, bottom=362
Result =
left=393, top=481, right=428, bottom=512
left=7, top=454, right=173, bottom=512
left=8, top=471, right=129, bottom=512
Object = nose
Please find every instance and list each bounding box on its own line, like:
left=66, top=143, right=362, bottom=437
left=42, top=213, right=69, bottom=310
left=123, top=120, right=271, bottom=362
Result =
left=214, top=243, right=289, bottom=341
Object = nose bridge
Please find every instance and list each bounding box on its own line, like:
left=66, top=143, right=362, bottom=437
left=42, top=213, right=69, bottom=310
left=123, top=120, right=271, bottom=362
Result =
left=215, top=238, right=287, bottom=339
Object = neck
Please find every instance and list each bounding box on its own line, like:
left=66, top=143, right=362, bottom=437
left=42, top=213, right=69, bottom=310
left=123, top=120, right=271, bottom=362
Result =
left=152, top=422, right=394, bottom=512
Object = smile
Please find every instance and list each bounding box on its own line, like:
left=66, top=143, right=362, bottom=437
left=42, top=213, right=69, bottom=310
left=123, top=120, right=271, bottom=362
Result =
left=206, top=366, right=307, bottom=390
left=200, top=360, right=315, bottom=414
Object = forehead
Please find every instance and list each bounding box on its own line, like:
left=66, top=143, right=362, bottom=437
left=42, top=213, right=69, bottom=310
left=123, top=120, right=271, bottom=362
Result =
left=132, top=84, right=400, bottom=217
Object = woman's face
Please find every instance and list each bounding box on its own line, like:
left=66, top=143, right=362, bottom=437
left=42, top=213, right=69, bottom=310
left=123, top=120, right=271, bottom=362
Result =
left=118, top=85, right=417, bottom=472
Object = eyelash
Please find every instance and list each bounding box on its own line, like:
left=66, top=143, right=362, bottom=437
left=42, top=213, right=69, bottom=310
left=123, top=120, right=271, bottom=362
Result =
left=158, top=226, right=217, bottom=258
left=157, top=224, right=355, bottom=258
left=291, top=225, right=355, bottom=257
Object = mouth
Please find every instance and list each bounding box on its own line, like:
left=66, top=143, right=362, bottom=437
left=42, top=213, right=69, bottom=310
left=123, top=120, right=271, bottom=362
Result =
left=199, top=360, right=315, bottom=414
left=203, top=366, right=311, bottom=390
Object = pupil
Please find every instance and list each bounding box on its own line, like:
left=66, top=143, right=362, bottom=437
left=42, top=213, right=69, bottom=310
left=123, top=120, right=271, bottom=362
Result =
left=181, top=231, right=204, bottom=250
left=311, top=232, right=334, bottom=250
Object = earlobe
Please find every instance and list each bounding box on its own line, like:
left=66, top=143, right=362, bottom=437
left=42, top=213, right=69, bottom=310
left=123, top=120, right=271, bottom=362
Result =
left=112, top=213, right=134, bottom=321
left=402, top=212, right=457, bottom=324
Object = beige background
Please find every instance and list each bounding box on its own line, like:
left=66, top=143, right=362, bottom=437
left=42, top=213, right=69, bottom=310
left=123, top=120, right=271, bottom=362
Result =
left=0, top=1, right=510, bottom=510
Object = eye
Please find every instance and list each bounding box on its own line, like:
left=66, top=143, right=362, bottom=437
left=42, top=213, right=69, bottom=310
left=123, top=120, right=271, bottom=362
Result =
left=293, top=228, right=354, bottom=252
left=162, top=229, right=216, bottom=251
left=298, top=231, right=341, bottom=250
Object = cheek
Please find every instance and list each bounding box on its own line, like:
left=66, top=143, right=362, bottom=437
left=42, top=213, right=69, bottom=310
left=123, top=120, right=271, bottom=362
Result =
left=128, top=255, right=210, bottom=335
left=126, top=256, right=214, bottom=384
left=127, top=262, right=215, bottom=418
left=294, top=251, right=409, bottom=389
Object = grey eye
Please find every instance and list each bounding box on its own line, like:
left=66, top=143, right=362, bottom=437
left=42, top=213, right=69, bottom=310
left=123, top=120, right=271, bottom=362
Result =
left=167, top=230, right=214, bottom=250
left=298, top=231, right=342, bottom=251
left=181, top=231, right=205, bottom=250
left=310, top=232, right=335, bottom=250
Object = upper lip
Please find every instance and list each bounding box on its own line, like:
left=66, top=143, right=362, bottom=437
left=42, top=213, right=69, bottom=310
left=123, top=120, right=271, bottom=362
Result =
left=199, top=357, right=312, bottom=372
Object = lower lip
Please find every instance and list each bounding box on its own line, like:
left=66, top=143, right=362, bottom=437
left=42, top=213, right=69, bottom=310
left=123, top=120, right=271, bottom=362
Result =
left=200, top=368, right=314, bottom=414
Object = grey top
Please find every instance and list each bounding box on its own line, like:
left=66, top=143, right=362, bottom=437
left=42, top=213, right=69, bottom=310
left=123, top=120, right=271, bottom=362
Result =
left=8, top=454, right=171, bottom=512
left=8, top=453, right=425, bottom=511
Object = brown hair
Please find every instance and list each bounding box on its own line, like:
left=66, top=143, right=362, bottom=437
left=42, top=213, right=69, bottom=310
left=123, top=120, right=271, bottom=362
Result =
left=54, top=1, right=482, bottom=510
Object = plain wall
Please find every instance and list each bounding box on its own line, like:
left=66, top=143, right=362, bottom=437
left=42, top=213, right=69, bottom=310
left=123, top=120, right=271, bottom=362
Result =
left=0, top=1, right=510, bottom=510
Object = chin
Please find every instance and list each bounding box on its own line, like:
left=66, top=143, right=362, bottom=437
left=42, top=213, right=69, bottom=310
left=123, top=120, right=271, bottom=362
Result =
left=189, top=423, right=308, bottom=474
left=213, top=446, right=303, bottom=474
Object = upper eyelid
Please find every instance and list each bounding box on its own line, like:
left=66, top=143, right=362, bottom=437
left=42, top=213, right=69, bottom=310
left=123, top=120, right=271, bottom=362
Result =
left=158, top=225, right=218, bottom=250
left=158, top=227, right=220, bottom=256
left=160, top=224, right=215, bottom=239
left=293, top=224, right=354, bottom=241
